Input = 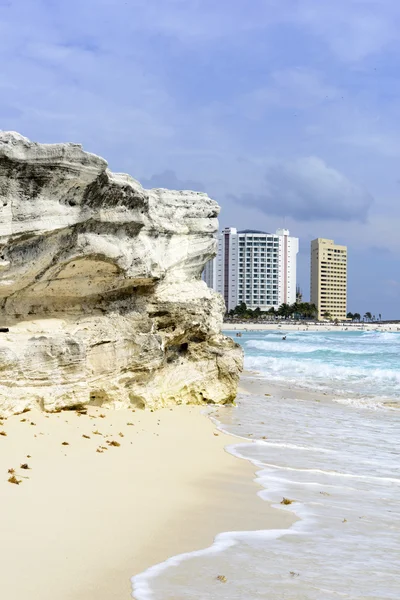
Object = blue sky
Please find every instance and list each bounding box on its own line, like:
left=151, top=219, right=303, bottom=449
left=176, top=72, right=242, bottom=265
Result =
left=1, top=0, right=400, bottom=317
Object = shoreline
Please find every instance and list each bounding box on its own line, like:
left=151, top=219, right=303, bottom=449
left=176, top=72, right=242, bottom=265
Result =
left=240, top=370, right=400, bottom=411
left=223, top=322, right=400, bottom=332
left=0, top=402, right=295, bottom=600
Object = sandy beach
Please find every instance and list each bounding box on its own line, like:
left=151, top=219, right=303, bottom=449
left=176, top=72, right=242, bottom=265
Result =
left=0, top=403, right=294, bottom=600
left=223, top=321, right=400, bottom=332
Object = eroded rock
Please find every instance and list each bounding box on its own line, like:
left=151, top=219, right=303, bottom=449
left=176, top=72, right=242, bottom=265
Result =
left=0, top=132, right=242, bottom=415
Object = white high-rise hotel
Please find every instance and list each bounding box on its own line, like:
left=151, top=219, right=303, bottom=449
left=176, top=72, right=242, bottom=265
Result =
left=203, top=227, right=299, bottom=311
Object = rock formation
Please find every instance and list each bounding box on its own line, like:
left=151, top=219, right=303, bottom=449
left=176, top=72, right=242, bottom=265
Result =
left=0, top=132, right=242, bottom=416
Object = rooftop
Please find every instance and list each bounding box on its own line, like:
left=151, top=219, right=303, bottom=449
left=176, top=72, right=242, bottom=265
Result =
left=238, top=229, right=269, bottom=234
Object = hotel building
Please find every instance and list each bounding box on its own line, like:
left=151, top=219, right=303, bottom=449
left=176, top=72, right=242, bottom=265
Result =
left=203, top=227, right=299, bottom=312
left=310, top=238, right=347, bottom=320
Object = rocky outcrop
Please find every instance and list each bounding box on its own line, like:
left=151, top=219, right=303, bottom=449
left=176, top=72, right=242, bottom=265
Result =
left=0, top=132, right=242, bottom=416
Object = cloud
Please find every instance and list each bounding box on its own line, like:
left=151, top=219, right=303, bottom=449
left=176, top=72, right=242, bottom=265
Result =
left=267, top=68, right=340, bottom=108
left=230, top=157, right=373, bottom=221
left=386, top=279, right=400, bottom=291
left=1, top=0, right=400, bottom=316
left=293, top=1, right=400, bottom=62
left=336, top=133, right=400, bottom=158
left=237, top=68, right=341, bottom=121
left=141, top=170, right=206, bottom=192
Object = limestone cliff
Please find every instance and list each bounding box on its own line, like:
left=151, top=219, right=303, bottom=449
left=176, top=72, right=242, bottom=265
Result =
left=0, top=132, right=242, bottom=416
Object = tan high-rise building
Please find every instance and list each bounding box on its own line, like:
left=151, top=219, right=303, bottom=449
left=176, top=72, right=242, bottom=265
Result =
left=310, top=238, right=347, bottom=320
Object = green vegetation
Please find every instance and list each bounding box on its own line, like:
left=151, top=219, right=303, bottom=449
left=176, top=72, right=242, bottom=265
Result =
left=347, top=312, right=382, bottom=322
left=226, top=301, right=318, bottom=320
left=227, top=304, right=381, bottom=323
left=346, top=312, right=361, bottom=321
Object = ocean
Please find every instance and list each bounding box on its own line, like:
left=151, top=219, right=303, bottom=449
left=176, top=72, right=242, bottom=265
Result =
left=132, top=330, right=400, bottom=599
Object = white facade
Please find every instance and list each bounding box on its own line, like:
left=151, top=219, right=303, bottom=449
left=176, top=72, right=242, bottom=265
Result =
left=203, top=227, right=299, bottom=311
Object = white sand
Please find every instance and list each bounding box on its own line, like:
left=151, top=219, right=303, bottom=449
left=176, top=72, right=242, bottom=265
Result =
left=223, top=322, right=400, bottom=332
left=0, top=404, right=294, bottom=600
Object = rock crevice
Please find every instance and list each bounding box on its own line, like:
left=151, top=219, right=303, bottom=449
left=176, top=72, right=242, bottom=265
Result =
left=0, top=132, right=242, bottom=415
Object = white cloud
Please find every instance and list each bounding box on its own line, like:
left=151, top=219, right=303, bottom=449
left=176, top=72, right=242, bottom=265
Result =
left=231, top=157, right=373, bottom=221
left=336, top=133, right=400, bottom=158
left=238, top=68, right=341, bottom=118
left=1, top=0, right=400, bottom=316
left=293, top=0, right=400, bottom=62
left=141, top=170, right=205, bottom=191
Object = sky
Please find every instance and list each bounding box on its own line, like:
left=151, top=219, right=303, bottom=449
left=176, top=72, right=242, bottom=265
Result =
left=1, top=0, right=400, bottom=318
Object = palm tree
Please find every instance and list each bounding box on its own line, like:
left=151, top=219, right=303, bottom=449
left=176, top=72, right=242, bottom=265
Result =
left=309, top=303, right=318, bottom=319
left=353, top=312, right=361, bottom=322
left=277, top=303, right=292, bottom=319
left=364, top=312, right=372, bottom=322
left=281, top=302, right=319, bottom=320
left=346, top=312, right=354, bottom=320
left=379, top=313, right=382, bottom=321
left=323, top=310, right=331, bottom=320
left=235, top=302, right=248, bottom=315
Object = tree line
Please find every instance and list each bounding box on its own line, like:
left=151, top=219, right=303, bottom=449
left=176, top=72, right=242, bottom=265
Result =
left=347, top=312, right=382, bottom=322
left=227, top=301, right=318, bottom=319
left=226, top=303, right=379, bottom=322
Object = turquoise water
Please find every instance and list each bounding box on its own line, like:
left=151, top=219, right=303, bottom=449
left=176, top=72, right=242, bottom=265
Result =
left=241, top=330, right=400, bottom=406
left=132, top=331, right=400, bottom=600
